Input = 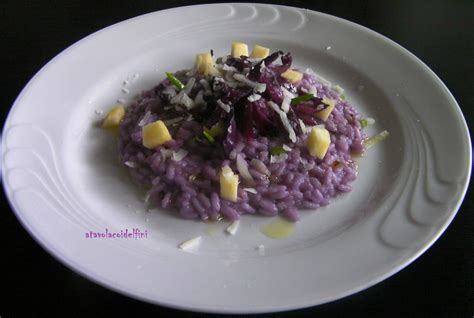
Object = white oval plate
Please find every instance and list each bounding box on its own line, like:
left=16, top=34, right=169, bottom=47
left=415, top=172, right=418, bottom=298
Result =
left=2, top=3, right=471, bottom=314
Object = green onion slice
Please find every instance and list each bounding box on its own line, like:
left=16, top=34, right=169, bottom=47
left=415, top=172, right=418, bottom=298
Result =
left=270, top=146, right=288, bottom=156
left=290, top=93, right=314, bottom=106
left=202, top=129, right=215, bottom=144
left=166, top=72, right=185, bottom=90
left=364, top=130, right=389, bottom=149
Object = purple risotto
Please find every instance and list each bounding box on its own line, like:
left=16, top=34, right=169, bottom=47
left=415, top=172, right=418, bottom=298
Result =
left=111, top=43, right=366, bottom=222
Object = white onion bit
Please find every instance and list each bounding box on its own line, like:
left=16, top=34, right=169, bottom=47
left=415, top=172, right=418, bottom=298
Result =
left=222, top=64, right=238, bottom=72
left=138, top=111, right=151, bottom=127
left=250, top=158, right=271, bottom=176
left=217, top=99, right=231, bottom=113
left=124, top=161, right=137, bottom=168
left=194, top=89, right=205, bottom=106
left=178, top=236, right=202, bottom=250
left=172, top=149, right=188, bottom=162
left=268, top=101, right=296, bottom=142
left=270, top=153, right=289, bottom=164
left=170, top=90, right=194, bottom=109
left=236, top=154, right=255, bottom=185
left=160, top=148, right=174, bottom=159
left=199, top=79, right=211, bottom=92
left=226, top=220, right=240, bottom=235
left=184, top=77, right=196, bottom=95
left=247, top=94, right=261, bottom=102
left=298, top=119, right=307, bottom=134
left=229, top=149, right=237, bottom=160
left=281, top=87, right=294, bottom=113
left=232, top=73, right=266, bottom=93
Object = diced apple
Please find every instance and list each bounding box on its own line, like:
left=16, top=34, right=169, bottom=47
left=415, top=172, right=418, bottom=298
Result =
left=194, top=54, right=203, bottom=69
left=307, top=126, right=331, bottom=159
left=220, top=166, right=239, bottom=202
left=195, top=52, right=221, bottom=76
left=102, top=105, right=125, bottom=129
left=250, top=45, right=270, bottom=59
left=281, top=69, right=303, bottom=83
left=142, top=120, right=172, bottom=149
left=315, top=98, right=336, bottom=121
left=231, top=42, right=249, bottom=58
left=195, top=53, right=212, bottom=74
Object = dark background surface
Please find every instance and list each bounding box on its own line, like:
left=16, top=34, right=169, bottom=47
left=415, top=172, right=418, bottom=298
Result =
left=1, top=0, right=473, bottom=317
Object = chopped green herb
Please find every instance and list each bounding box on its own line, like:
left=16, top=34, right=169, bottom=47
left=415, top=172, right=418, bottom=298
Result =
left=203, top=126, right=212, bottom=135
left=206, top=124, right=223, bottom=137
left=340, top=94, right=346, bottom=101
left=359, top=117, right=375, bottom=128
left=364, top=130, right=389, bottom=149
left=270, top=146, right=288, bottom=156
left=166, top=72, right=185, bottom=90
left=290, top=93, right=314, bottom=106
left=202, top=130, right=215, bottom=144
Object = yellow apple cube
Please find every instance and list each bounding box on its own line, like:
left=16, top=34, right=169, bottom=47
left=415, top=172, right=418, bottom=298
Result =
left=195, top=52, right=221, bottom=76
left=220, top=166, right=239, bottom=202
left=315, top=98, right=336, bottom=121
left=102, top=105, right=125, bottom=129
left=307, top=126, right=331, bottom=159
left=281, top=69, right=303, bottom=83
left=250, top=45, right=270, bottom=59
left=195, top=53, right=213, bottom=74
left=231, top=42, right=249, bottom=58
left=142, top=120, right=172, bottom=149
left=194, top=54, right=203, bottom=70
